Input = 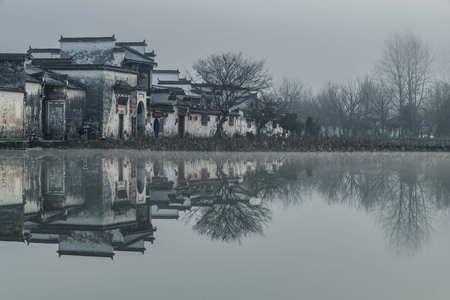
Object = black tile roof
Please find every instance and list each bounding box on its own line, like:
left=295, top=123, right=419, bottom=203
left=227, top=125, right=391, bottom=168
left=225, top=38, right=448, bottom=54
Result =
left=120, top=44, right=156, bottom=66
left=25, top=65, right=85, bottom=89
left=158, top=79, right=192, bottom=85
left=28, top=47, right=60, bottom=54
left=32, top=58, right=74, bottom=66
left=153, top=69, right=179, bottom=74
left=59, top=35, right=116, bottom=42
left=113, top=81, right=136, bottom=92
left=116, top=40, right=147, bottom=47
left=0, top=53, right=30, bottom=60
left=36, top=63, right=138, bottom=74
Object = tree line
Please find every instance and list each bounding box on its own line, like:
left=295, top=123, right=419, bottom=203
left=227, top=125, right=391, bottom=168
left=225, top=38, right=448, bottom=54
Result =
left=192, top=31, right=450, bottom=138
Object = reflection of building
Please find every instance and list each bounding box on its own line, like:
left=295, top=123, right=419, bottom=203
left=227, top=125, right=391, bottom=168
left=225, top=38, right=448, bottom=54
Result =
left=0, top=153, right=282, bottom=257
left=0, top=153, right=156, bottom=258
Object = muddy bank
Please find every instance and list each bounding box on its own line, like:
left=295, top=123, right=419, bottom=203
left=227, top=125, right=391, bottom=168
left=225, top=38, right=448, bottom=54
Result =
left=3, top=136, right=449, bottom=152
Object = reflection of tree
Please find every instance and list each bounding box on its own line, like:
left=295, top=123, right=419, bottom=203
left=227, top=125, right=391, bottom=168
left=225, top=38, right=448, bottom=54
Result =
left=190, top=198, right=271, bottom=243
left=314, top=160, right=389, bottom=209
left=186, top=160, right=271, bottom=243
left=374, top=166, right=435, bottom=256
left=241, top=160, right=308, bottom=207
left=314, top=156, right=436, bottom=256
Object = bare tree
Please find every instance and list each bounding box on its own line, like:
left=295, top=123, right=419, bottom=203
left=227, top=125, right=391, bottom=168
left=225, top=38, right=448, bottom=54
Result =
left=423, top=80, right=450, bottom=137
left=192, top=52, right=272, bottom=137
left=358, top=76, right=393, bottom=136
left=315, top=82, right=343, bottom=136
left=245, top=77, right=305, bottom=135
left=375, top=32, right=434, bottom=136
left=340, top=80, right=367, bottom=136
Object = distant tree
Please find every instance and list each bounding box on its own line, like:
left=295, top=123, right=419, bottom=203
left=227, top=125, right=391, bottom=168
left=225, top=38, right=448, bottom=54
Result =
left=339, top=80, right=367, bottom=136
left=425, top=80, right=450, bottom=137
left=245, top=77, right=305, bottom=135
left=192, top=52, right=272, bottom=137
left=279, top=113, right=304, bottom=136
left=315, top=82, right=343, bottom=136
left=358, top=76, right=393, bottom=136
left=375, top=32, right=434, bottom=136
left=304, top=116, right=320, bottom=139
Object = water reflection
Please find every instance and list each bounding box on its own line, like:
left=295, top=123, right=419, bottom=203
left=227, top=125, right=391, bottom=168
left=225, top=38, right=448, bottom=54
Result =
left=1, top=151, right=450, bottom=258
left=185, top=159, right=272, bottom=243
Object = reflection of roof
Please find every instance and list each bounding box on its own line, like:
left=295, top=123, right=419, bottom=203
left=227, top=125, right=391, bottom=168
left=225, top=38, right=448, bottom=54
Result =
left=147, top=104, right=175, bottom=113
left=151, top=207, right=179, bottom=219
left=30, top=221, right=138, bottom=234
left=57, top=250, right=115, bottom=259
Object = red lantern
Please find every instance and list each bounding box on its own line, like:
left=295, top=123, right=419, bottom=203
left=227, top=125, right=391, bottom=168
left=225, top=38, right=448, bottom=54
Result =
left=189, top=116, right=192, bottom=120
left=140, top=72, right=148, bottom=79
left=129, top=99, right=133, bottom=114
left=194, top=116, right=198, bottom=121
left=207, top=116, right=211, bottom=121
left=115, top=98, right=119, bottom=114
left=129, top=181, right=133, bottom=197
left=215, top=117, right=219, bottom=122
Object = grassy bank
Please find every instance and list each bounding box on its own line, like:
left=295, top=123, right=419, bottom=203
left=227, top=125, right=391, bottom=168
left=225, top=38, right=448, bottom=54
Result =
left=2, top=136, right=449, bottom=152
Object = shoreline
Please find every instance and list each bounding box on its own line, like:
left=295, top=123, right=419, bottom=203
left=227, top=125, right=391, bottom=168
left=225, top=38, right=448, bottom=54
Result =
left=1, top=136, right=449, bottom=152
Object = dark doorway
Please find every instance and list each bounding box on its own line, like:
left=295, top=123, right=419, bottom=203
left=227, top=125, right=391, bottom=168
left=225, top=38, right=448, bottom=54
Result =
left=137, top=101, right=145, bottom=136
left=153, top=118, right=160, bottom=138
left=119, top=114, right=124, bottom=138
left=178, top=115, right=185, bottom=138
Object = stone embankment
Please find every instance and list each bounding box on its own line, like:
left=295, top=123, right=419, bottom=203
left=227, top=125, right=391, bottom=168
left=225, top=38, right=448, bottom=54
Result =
left=2, top=136, right=449, bottom=152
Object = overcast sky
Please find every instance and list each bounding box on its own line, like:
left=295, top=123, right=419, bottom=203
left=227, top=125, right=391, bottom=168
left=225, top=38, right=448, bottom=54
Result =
left=1, top=0, right=449, bottom=91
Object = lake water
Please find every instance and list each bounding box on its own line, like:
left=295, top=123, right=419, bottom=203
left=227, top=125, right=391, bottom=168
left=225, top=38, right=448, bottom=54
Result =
left=1, top=150, right=450, bottom=300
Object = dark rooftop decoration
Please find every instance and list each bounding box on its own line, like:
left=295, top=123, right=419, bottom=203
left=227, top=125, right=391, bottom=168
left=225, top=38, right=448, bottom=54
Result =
left=59, top=35, right=116, bottom=42
left=116, top=40, right=147, bottom=47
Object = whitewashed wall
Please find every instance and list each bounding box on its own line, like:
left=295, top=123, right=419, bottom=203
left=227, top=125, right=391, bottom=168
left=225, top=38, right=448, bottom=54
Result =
left=0, top=157, right=23, bottom=206
left=0, top=89, right=25, bottom=138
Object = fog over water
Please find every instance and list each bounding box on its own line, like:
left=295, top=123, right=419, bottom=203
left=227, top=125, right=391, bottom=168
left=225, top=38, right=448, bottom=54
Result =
left=0, top=150, right=450, bottom=299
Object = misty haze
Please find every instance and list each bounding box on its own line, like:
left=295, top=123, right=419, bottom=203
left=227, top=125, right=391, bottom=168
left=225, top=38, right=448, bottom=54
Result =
left=1, top=0, right=450, bottom=299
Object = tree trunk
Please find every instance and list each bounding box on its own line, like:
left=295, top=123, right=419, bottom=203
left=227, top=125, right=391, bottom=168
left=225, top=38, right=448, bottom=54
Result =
left=214, top=115, right=228, bottom=138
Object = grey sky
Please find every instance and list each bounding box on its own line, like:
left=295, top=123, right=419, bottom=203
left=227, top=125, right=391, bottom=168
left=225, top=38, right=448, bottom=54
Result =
left=1, top=0, right=449, bottom=91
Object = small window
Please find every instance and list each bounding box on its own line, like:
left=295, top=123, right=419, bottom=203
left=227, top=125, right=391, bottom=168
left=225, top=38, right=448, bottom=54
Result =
left=159, top=118, right=165, bottom=132
left=229, top=116, right=234, bottom=126
left=201, top=115, right=208, bottom=126
left=201, top=168, right=208, bottom=179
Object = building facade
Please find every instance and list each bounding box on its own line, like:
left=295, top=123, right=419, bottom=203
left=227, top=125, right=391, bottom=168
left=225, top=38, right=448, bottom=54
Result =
left=0, top=35, right=285, bottom=141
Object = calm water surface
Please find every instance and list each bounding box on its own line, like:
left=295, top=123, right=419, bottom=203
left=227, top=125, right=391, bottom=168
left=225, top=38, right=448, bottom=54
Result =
left=1, top=150, right=450, bottom=300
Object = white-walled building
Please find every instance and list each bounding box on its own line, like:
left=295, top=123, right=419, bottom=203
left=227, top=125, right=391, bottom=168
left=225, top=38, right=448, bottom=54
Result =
left=1, top=35, right=286, bottom=141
